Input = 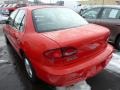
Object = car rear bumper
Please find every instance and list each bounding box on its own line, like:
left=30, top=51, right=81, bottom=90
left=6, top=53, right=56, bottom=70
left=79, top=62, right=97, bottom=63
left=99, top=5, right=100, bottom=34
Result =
left=36, top=44, right=113, bottom=86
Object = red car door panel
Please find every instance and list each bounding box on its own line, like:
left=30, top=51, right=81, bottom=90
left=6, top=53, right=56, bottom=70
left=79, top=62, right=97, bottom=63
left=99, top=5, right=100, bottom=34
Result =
left=6, top=25, right=15, bottom=45
left=10, top=27, right=23, bottom=52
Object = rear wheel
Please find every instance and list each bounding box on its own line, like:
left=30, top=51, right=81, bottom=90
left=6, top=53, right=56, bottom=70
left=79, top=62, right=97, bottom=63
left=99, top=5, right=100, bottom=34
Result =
left=115, top=36, right=120, bottom=50
left=23, top=55, right=38, bottom=83
left=22, top=53, right=56, bottom=89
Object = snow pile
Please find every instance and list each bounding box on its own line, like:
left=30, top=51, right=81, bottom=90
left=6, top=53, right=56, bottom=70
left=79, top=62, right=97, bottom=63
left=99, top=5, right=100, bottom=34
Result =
left=56, top=81, right=91, bottom=90
left=106, top=53, right=120, bottom=74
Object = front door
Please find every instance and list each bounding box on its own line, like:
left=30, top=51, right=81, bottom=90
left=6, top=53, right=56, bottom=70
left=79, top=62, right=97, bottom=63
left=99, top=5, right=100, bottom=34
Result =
left=5, top=9, right=19, bottom=46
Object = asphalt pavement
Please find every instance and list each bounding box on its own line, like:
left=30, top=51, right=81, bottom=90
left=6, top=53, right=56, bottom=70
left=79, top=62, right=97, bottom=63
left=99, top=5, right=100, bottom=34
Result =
left=0, top=25, right=120, bottom=90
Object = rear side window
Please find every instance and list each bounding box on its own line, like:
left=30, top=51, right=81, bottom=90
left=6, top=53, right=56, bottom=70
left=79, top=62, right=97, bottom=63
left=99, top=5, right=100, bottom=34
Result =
left=101, top=8, right=120, bottom=19
left=82, top=8, right=101, bottom=19
left=14, top=10, right=25, bottom=31
left=33, top=8, right=88, bottom=32
left=8, top=9, right=19, bottom=26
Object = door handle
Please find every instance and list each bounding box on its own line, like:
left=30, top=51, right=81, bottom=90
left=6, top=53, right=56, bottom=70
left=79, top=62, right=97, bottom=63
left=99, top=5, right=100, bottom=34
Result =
left=12, top=32, right=16, bottom=38
left=13, top=33, right=17, bottom=39
left=15, top=35, right=20, bottom=43
left=15, top=35, right=18, bottom=39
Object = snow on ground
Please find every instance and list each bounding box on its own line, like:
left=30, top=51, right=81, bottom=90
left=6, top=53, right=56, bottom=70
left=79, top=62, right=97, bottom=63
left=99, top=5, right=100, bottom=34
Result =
left=56, top=81, right=91, bottom=90
left=0, top=36, right=5, bottom=47
left=106, top=53, right=120, bottom=74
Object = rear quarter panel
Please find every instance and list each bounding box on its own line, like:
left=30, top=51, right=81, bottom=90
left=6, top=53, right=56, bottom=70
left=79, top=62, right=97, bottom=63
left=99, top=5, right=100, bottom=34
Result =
left=20, top=9, right=60, bottom=71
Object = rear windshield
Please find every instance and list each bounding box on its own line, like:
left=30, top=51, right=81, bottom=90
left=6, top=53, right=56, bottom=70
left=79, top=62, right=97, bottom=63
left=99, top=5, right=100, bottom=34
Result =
left=32, top=8, right=88, bottom=32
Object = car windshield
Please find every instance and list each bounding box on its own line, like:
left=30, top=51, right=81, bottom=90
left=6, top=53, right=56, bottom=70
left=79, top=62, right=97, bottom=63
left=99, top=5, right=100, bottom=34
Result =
left=32, top=8, right=88, bottom=32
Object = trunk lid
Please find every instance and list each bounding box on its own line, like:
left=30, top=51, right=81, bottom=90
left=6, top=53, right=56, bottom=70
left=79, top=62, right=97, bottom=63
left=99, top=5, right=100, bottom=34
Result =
left=42, top=24, right=110, bottom=65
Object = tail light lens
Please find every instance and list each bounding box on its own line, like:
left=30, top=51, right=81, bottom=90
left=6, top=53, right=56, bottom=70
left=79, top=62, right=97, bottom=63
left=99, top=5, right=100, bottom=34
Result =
left=44, top=49, right=62, bottom=59
left=62, top=47, right=77, bottom=56
left=44, top=47, right=77, bottom=60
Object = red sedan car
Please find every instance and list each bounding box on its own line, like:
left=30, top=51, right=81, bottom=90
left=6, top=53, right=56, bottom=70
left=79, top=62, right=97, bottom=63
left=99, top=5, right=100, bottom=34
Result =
left=3, top=6, right=113, bottom=86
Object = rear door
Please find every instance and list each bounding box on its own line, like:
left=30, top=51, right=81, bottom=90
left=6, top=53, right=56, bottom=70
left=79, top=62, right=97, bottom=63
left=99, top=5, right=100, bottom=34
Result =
left=81, top=7, right=103, bottom=24
left=96, top=8, right=120, bottom=42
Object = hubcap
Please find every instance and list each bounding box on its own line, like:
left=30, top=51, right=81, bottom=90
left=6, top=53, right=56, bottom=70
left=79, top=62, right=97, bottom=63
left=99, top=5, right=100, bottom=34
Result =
left=24, top=58, right=33, bottom=78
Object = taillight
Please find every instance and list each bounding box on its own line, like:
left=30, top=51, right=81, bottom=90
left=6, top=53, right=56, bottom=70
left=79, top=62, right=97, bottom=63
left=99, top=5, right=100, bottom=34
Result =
left=44, top=48, right=62, bottom=59
left=62, top=47, right=77, bottom=57
left=44, top=47, right=77, bottom=60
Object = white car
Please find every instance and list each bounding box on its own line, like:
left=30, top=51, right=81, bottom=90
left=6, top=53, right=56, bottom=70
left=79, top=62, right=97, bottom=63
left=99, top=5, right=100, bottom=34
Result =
left=0, top=14, right=8, bottom=23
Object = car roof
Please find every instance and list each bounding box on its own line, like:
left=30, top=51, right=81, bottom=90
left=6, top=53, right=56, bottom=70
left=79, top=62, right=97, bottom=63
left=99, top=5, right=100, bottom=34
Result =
left=20, top=5, right=64, bottom=11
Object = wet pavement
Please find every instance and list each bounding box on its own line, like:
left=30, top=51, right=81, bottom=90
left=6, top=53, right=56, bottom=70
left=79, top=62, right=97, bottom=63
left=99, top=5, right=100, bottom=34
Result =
left=0, top=25, right=120, bottom=90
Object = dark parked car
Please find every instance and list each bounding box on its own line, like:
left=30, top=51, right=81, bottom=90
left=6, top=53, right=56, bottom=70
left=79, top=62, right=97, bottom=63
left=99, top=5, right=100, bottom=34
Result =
left=80, top=5, right=120, bottom=49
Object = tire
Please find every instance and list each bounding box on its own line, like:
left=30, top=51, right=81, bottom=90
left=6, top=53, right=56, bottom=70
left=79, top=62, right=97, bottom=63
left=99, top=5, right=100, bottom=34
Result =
left=5, top=35, right=10, bottom=44
left=23, top=55, right=38, bottom=83
left=115, top=36, right=120, bottom=50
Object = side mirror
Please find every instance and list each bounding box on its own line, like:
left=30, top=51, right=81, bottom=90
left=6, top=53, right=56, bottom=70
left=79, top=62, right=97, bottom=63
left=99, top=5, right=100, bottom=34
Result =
left=82, top=16, right=86, bottom=18
left=5, top=20, right=9, bottom=24
left=81, top=14, right=86, bottom=18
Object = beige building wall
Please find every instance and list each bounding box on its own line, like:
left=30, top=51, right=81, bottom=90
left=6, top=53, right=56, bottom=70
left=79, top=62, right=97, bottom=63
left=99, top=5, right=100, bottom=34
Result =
left=79, top=0, right=118, bottom=5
